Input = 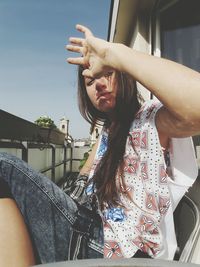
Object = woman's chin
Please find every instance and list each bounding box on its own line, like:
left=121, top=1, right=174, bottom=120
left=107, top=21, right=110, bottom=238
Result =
left=97, top=101, right=115, bottom=113
left=98, top=105, right=114, bottom=113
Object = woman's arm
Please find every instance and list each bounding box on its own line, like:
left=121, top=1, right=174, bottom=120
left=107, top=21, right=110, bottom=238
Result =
left=67, top=24, right=200, bottom=138
left=65, top=139, right=99, bottom=202
left=79, top=138, right=99, bottom=176
left=112, top=45, right=200, bottom=138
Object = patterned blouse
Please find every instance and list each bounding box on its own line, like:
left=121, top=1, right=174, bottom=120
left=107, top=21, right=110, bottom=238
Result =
left=86, top=99, right=197, bottom=259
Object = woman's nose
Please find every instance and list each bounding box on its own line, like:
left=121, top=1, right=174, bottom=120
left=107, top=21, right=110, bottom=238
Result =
left=95, top=77, right=107, bottom=91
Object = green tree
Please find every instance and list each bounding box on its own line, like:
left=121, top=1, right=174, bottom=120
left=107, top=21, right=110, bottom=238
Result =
left=35, top=116, right=57, bottom=129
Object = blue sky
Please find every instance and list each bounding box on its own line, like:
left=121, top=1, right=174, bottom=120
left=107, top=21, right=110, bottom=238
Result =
left=0, top=0, right=111, bottom=139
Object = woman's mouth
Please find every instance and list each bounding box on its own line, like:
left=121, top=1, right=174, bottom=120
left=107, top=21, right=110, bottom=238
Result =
left=97, top=92, right=111, bottom=100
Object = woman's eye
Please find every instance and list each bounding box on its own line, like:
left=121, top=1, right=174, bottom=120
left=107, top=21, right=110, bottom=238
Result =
left=87, top=78, right=95, bottom=86
left=104, top=71, right=113, bottom=78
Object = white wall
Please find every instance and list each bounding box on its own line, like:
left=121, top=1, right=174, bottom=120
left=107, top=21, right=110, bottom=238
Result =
left=0, top=146, right=71, bottom=183
left=0, top=145, right=91, bottom=180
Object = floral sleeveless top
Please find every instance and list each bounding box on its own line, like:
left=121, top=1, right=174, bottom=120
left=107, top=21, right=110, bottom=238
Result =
left=86, top=100, right=171, bottom=258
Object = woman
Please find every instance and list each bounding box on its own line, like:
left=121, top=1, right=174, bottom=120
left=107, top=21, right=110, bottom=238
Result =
left=67, top=24, right=199, bottom=259
left=0, top=24, right=199, bottom=266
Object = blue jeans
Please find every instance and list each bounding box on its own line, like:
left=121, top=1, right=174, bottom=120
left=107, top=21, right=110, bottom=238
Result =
left=0, top=152, right=104, bottom=264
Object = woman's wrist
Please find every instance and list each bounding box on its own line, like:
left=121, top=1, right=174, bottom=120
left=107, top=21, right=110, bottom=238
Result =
left=107, top=43, right=130, bottom=73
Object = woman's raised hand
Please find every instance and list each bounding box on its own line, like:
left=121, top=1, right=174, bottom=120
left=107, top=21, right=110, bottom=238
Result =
left=66, top=24, right=114, bottom=78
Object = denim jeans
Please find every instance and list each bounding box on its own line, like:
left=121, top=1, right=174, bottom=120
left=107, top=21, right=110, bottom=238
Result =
left=0, top=152, right=104, bottom=264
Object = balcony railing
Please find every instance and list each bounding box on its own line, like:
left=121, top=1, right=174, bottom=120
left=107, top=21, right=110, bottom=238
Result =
left=0, top=109, right=74, bottom=184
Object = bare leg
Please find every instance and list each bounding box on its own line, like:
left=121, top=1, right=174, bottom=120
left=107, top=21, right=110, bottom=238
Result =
left=0, top=199, right=35, bottom=267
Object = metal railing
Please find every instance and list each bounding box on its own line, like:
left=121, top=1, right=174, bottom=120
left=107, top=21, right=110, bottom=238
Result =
left=0, top=109, right=73, bottom=184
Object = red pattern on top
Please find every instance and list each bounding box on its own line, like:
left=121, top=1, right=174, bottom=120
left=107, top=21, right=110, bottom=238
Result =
left=93, top=100, right=171, bottom=259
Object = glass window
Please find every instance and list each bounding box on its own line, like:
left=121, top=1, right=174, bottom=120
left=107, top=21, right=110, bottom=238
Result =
left=160, top=0, right=200, bottom=72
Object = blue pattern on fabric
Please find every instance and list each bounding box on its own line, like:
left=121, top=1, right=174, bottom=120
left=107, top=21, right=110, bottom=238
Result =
left=85, top=182, right=95, bottom=195
left=103, top=207, right=126, bottom=222
left=97, top=133, right=108, bottom=158
left=85, top=130, right=108, bottom=196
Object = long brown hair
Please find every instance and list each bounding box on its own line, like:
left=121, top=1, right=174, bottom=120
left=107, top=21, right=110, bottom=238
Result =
left=78, top=65, right=142, bottom=208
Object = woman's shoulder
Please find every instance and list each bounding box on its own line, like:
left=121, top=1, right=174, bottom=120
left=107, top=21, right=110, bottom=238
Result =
left=134, top=98, right=162, bottom=122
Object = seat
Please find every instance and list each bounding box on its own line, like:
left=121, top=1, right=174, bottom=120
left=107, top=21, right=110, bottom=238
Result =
left=173, top=195, right=200, bottom=262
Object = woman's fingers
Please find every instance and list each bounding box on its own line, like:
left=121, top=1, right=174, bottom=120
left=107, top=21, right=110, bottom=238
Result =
left=82, top=68, right=93, bottom=78
left=67, top=57, right=85, bottom=65
left=76, top=24, right=93, bottom=38
left=66, top=24, right=94, bottom=67
left=66, top=44, right=84, bottom=54
left=69, top=37, right=85, bottom=46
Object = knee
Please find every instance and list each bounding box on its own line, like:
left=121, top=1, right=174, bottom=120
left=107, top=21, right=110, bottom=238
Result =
left=0, top=152, right=25, bottom=174
left=0, top=152, right=25, bottom=189
left=0, top=177, right=13, bottom=199
left=0, top=152, right=19, bottom=163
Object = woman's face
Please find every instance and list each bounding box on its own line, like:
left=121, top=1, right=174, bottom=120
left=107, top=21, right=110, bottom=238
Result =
left=84, top=72, right=118, bottom=113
